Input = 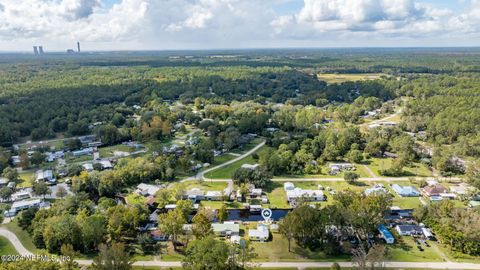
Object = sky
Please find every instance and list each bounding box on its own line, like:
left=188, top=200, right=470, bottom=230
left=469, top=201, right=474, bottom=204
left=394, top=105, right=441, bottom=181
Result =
left=0, top=0, right=479, bottom=52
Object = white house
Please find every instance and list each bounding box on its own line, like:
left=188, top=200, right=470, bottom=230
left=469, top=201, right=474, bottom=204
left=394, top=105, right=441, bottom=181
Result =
left=136, top=183, right=161, bottom=197
left=395, top=225, right=423, bottom=236
left=82, top=163, right=94, bottom=171
left=35, top=169, right=56, bottom=183
left=4, top=199, right=49, bottom=217
left=241, top=163, right=260, bottom=170
left=183, top=188, right=205, bottom=201
left=205, top=191, right=223, bottom=201
left=12, top=189, right=32, bottom=201
left=212, top=222, right=240, bottom=236
left=72, top=147, right=93, bottom=157
left=329, top=163, right=354, bottom=174
left=248, top=224, right=269, bottom=242
left=95, top=160, right=113, bottom=170
left=286, top=188, right=324, bottom=202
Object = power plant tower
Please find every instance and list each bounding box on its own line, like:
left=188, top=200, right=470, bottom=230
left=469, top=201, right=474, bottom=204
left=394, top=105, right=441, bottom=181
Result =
left=38, top=46, right=44, bottom=54
left=33, top=46, right=38, bottom=55
left=77, top=42, right=81, bottom=53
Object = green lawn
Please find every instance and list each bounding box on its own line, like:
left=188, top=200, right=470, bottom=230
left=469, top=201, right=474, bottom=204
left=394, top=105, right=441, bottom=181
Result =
left=210, top=154, right=237, bottom=167
left=367, top=158, right=433, bottom=177
left=200, top=201, right=242, bottom=209
left=183, top=180, right=228, bottom=191
left=126, top=193, right=147, bottom=205
left=0, top=236, right=18, bottom=256
left=263, top=182, right=290, bottom=209
left=18, top=170, right=35, bottom=187
left=99, top=144, right=136, bottom=158
left=251, top=231, right=349, bottom=262
left=388, top=237, right=444, bottom=262
left=204, top=146, right=270, bottom=179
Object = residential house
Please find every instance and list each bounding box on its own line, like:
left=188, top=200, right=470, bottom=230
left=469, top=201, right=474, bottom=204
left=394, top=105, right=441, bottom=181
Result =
left=35, top=169, right=56, bottom=183
left=4, top=199, right=49, bottom=217
left=212, top=222, right=240, bottom=236
left=82, top=163, right=94, bottom=172
left=136, top=183, right=161, bottom=197
left=205, top=191, right=223, bottom=201
left=329, top=163, right=355, bottom=175
left=286, top=188, right=324, bottom=202
left=79, top=135, right=96, bottom=145
left=95, top=160, right=113, bottom=170
left=364, top=184, right=388, bottom=196
left=241, top=163, right=260, bottom=170
left=248, top=224, right=269, bottom=242
left=395, top=224, right=423, bottom=236
left=378, top=225, right=394, bottom=244
left=422, top=184, right=448, bottom=197
left=12, top=189, right=32, bottom=201
left=422, top=184, right=456, bottom=200
left=183, top=188, right=205, bottom=202
left=45, top=151, right=64, bottom=162
left=384, top=207, right=414, bottom=222
left=391, top=184, right=420, bottom=197
left=72, top=147, right=93, bottom=157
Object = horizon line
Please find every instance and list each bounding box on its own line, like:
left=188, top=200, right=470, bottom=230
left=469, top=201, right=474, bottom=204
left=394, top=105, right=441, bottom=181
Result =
left=1, top=46, right=480, bottom=54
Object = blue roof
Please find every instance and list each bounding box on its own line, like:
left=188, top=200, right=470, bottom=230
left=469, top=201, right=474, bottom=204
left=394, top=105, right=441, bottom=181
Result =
left=378, top=225, right=394, bottom=240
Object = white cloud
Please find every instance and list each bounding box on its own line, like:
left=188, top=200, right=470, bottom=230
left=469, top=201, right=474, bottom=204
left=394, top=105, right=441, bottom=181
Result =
left=0, top=0, right=148, bottom=41
left=0, top=0, right=478, bottom=50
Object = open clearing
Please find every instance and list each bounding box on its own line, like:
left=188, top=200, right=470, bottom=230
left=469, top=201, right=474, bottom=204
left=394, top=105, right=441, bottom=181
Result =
left=317, top=73, right=387, bottom=84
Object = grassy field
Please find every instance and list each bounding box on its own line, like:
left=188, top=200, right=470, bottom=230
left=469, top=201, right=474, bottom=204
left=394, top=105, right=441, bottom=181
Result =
left=183, top=180, right=228, bottom=191
left=317, top=73, right=386, bottom=84
left=388, top=237, right=444, bottom=262
left=251, top=231, right=349, bottom=262
left=367, top=158, right=433, bottom=177
left=0, top=236, right=18, bottom=256
left=204, top=146, right=271, bottom=179
left=99, top=144, right=136, bottom=158
left=18, top=170, right=35, bottom=187
left=263, top=182, right=290, bottom=209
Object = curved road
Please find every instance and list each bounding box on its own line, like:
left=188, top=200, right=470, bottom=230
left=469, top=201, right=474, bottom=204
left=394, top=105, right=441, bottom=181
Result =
left=0, top=228, right=33, bottom=256
left=183, top=139, right=266, bottom=182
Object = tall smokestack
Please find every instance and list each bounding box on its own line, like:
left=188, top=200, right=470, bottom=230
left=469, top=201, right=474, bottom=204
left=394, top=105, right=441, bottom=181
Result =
left=33, top=46, right=38, bottom=55
left=38, top=46, right=44, bottom=54
left=77, top=42, right=80, bottom=53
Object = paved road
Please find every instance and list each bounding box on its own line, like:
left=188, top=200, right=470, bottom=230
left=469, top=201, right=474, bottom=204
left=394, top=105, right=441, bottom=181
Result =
left=187, top=139, right=266, bottom=182
left=0, top=228, right=33, bottom=256
left=203, top=176, right=462, bottom=183
left=2, top=227, right=480, bottom=269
